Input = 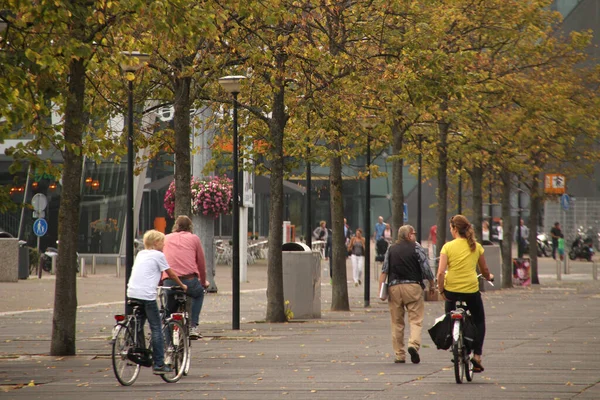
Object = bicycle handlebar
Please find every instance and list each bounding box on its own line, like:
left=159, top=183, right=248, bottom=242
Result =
left=477, top=274, right=494, bottom=286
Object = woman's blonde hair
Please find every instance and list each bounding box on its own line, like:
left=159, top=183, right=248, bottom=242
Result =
left=143, top=229, right=165, bottom=249
left=450, top=214, right=476, bottom=252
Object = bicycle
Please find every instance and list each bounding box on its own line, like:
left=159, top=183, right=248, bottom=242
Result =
left=111, top=299, right=152, bottom=386
left=449, top=275, right=493, bottom=384
left=450, top=300, right=474, bottom=384
left=111, top=295, right=189, bottom=385
left=158, top=285, right=192, bottom=379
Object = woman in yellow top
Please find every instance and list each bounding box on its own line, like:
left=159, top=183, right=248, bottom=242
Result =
left=436, top=215, right=494, bottom=372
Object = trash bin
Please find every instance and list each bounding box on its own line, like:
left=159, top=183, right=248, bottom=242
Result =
left=18, top=241, right=30, bottom=279
left=282, top=242, right=321, bottom=319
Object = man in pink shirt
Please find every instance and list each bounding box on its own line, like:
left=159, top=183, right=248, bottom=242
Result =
left=163, top=215, right=209, bottom=339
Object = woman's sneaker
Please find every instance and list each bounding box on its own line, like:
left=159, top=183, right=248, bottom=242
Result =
left=189, top=326, right=202, bottom=339
left=153, top=364, right=173, bottom=375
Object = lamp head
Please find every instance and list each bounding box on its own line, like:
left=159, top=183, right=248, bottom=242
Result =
left=120, top=51, right=150, bottom=72
left=218, top=75, right=246, bottom=94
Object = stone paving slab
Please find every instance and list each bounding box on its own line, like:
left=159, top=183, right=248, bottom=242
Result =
left=1, top=256, right=599, bottom=399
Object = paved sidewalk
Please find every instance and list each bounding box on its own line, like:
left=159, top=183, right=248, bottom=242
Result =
left=0, top=254, right=599, bottom=399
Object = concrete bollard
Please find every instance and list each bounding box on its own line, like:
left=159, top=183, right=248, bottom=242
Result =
left=92, top=254, right=96, bottom=275
left=556, top=259, right=561, bottom=281
left=593, top=261, right=598, bottom=281
left=116, top=256, right=121, bottom=278
left=79, top=258, right=86, bottom=277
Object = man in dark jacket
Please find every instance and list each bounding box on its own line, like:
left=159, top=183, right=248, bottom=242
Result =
left=379, top=225, right=434, bottom=364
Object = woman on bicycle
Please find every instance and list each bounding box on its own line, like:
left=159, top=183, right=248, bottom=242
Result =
left=436, top=215, right=493, bottom=372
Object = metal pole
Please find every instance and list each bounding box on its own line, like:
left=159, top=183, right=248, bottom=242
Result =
left=517, top=182, right=523, bottom=258
left=417, top=134, right=422, bottom=243
left=489, top=178, right=493, bottom=228
left=306, top=149, right=312, bottom=249
left=17, top=165, right=32, bottom=240
left=457, top=159, right=462, bottom=215
left=125, top=79, right=134, bottom=311
left=232, top=91, right=240, bottom=330
left=364, top=134, right=371, bottom=308
left=306, top=112, right=312, bottom=249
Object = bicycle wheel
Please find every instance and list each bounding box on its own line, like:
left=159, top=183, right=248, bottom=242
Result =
left=161, top=320, right=188, bottom=383
left=464, top=346, right=473, bottom=382
left=452, top=342, right=463, bottom=384
left=112, top=325, right=140, bottom=386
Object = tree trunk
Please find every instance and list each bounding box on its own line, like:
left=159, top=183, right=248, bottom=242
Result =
left=529, top=172, right=542, bottom=284
left=51, top=57, right=86, bottom=356
left=174, top=76, right=192, bottom=218
left=391, top=120, right=404, bottom=240
left=436, top=121, right=449, bottom=255
left=500, top=170, right=513, bottom=288
left=265, top=85, right=287, bottom=323
left=330, top=153, right=350, bottom=311
left=469, top=165, right=483, bottom=241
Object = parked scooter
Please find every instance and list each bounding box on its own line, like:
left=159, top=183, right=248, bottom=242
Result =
left=39, top=242, right=80, bottom=273
left=569, top=227, right=594, bottom=261
left=537, top=232, right=550, bottom=257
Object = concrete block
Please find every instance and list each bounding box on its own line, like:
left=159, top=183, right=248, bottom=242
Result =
left=0, top=238, right=19, bottom=282
left=481, top=244, right=502, bottom=291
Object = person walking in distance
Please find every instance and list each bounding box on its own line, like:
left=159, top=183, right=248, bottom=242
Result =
left=348, top=228, right=366, bottom=286
left=374, top=216, right=386, bottom=242
left=550, top=222, right=564, bottom=260
left=127, top=230, right=187, bottom=375
left=313, top=220, right=329, bottom=260
left=163, top=216, right=209, bottom=339
left=379, top=225, right=434, bottom=364
left=428, top=224, right=438, bottom=259
left=437, top=215, right=494, bottom=372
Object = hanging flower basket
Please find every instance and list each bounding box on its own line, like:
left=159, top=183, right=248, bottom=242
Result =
left=164, top=176, right=233, bottom=219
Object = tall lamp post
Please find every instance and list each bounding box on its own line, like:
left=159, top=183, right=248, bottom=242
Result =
left=417, top=134, right=423, bottom=243
left=359, top=116, right=377, bottom=308
left=219, top=75, right=246, bottom=330
left=120, top=51, right=149, bottom=306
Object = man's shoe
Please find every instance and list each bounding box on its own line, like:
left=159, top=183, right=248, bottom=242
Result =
left=189, top=326, right=202, bottom=339
left=394, top=358, right=406, bottom=364
left=408, top=347, right=420, bottom=364
left=153, top=364, right=173, bottom=375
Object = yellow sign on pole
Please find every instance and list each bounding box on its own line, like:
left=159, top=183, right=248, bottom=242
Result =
left=544, top=174, right=566, bottom=194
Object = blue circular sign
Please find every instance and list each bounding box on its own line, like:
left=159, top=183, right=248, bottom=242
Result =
left=33, top=218, right=48, bottom=237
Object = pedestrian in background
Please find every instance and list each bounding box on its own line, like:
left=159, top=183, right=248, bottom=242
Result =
left=428, top=224, right=437, bottom=259
left=374, top=216, right=386, bottom=241
left=379, top=225, right=434, bottom=364
left=550, top=222, right=563, bottom=260
left=348, top=228, right=366, bottom=286
left=163, top=216, right=209, bottom=339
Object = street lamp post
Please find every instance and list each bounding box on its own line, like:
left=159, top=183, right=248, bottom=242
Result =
left=417, top=134, right=422, bottom=243
left=359, top=116, right=377, bottom=308
left=120, top=51, right=149, bottom=307
left=219, top=75, right=246, bottom=330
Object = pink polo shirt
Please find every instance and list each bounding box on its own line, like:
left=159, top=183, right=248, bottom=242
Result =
left=163, top=231, right=206, bottom=283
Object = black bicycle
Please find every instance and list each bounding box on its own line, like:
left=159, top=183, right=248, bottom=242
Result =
left=111, top=300, right=151, bottom=386
left=450, top=300, right=474, bottom=383
left=158, top=285, right=192, bottom=378
left=111, top=296, right=189, bottom=385
left=450, top=275, right=493, bottom=384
